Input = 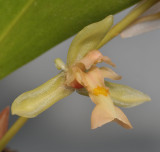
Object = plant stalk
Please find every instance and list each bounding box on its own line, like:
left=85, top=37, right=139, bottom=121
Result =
left=0, top=117, right=28, bottom=151
left=97, top=0, right=159, bottom=48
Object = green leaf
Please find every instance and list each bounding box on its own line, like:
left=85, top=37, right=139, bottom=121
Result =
left=76, top=81, right=151, bottom=108
left=11, top=72, right=74, bottom=118
left=0, top=0, right=140, bottom=79
left=67, top=15, right=113, bottom=66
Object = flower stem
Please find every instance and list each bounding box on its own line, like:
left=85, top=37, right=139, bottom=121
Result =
left=97, top=0, right=159, bottom=48
left=0, top=117, right=28, bottom=151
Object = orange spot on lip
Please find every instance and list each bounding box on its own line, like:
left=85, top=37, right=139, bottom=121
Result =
left=93, top=86, right=109, bottom=96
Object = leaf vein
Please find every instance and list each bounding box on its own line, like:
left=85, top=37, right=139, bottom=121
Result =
left=0, top=0, right=35, bottom=43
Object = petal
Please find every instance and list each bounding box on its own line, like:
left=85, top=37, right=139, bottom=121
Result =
left=100, top=67, right=122, bottom=80
left=67, top=15, right=113, bottom=65
left=103, top=56, right=116, bottom=67
left=12, top=72, right=74, bottom=118
left=79, top=50, right=115, bottom=70
left=114, top=107, right=132, bottom=129
left=0, top=107, right=10, bottom=139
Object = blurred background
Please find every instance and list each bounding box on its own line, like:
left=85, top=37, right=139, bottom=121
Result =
left=0, top=7, right=160, bottom=152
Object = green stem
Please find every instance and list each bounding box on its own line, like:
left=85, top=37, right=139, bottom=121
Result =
left=0, top=117, right=28, bottom=151
left=97, top=0, right=159, bottom=48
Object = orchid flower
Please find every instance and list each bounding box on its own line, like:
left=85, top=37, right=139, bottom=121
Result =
left=66, top=50, right=132, bottom=129
left=11, top=15, right=150, bottom=129
left=121, top=1, right=160, bottom=38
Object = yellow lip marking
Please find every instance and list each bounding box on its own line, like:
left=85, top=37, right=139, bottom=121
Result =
left=93, top=86, right=109, bottom=96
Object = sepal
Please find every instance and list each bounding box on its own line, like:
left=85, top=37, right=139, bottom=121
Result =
left=11, top=72, right=74, bottom=118
left=67, top=15, right=113, bottom=65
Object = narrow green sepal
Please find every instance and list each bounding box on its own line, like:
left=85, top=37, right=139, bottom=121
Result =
left=11, top=72, right=74, bottom=118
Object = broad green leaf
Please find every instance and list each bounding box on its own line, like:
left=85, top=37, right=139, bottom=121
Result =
left=11, top=72, right=74, bottom=118
left=67, top=15, right=113, bottom=66
left=76, top=81, right=151, bottom=108
left=0, top=0, right=140, bottom=79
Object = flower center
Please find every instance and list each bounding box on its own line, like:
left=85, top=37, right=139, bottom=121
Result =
left=69, top=79, right=84, bottom=89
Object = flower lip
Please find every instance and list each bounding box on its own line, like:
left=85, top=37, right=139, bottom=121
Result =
left=92, top=86, right=109, bottom=96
